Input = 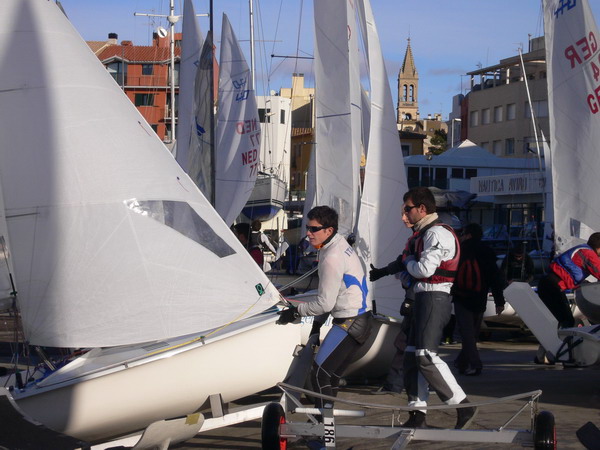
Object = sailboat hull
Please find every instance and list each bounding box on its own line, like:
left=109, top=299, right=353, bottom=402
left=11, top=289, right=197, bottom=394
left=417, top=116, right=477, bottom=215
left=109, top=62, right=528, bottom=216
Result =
left=11, top=312, right=300, bottom=443
left=242, top=175, right=287, bottom=221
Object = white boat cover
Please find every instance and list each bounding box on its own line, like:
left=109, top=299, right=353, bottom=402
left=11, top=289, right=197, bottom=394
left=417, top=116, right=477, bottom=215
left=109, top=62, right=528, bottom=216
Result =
left=0, top=0, right=280, bottom=348
left=544, top=0, right=600, bottom=252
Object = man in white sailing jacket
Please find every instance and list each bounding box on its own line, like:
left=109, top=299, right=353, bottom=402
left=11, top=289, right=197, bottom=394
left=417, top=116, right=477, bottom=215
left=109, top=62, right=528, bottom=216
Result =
left=370, top=187, right=476, bottom=429
left=277, top=205, right=372, bottom=408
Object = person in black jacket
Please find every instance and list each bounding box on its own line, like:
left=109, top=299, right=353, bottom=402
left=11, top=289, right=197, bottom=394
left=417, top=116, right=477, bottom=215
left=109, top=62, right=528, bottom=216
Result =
left=452, top=223, right=506, bottom=376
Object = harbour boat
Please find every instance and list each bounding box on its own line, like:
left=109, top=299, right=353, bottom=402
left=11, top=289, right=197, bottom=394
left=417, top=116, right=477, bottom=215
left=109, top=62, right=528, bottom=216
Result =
left=504, top=0, right=600, bottom=367
left=0, top=0, right=301, bottom=443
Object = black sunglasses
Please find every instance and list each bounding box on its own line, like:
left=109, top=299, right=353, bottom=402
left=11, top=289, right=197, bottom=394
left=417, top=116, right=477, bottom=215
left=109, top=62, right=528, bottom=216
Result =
left=306, top=225, right=327, bottom=233
left=404, top=205, right=418, bottom=213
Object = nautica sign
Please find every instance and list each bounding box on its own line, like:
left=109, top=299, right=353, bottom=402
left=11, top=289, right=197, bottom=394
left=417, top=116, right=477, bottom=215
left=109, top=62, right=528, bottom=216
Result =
left=471, top=172, right=546, bottom=195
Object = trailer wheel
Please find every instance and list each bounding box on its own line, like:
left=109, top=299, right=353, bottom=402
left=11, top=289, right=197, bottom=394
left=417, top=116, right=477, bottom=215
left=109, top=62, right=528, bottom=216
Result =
left=534, top=410, right=556, bottom=449
left=262, top=402, right=287, bottom=450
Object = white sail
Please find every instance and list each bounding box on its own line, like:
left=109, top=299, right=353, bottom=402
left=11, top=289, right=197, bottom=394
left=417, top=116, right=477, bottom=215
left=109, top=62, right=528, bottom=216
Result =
left=313, top=0, right=361, bottom=236
left=183, top=31, right=215, bottom=201
left=0, top=0, right=280, bottom=348
left=175, top=0, right=204, bottom=164
left=215, top=14, right=261, bottom=226
left=544, top=0, right=600, bottom=252
left=355, top=0, right=411, bottom=317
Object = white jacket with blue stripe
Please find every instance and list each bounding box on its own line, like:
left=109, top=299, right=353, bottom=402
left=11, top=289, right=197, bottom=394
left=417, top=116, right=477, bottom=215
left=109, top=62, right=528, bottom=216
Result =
left=297, top=233, right=371, bottom=318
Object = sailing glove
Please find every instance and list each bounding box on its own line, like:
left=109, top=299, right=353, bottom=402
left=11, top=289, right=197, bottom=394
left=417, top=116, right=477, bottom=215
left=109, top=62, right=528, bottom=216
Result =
left=369, top=264, right=389, bottom=282
left=277, top=306, right=299, bottom=325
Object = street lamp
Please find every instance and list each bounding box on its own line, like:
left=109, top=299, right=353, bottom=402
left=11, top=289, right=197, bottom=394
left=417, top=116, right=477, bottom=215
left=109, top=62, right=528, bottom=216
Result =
left=451, top=118, right=462, bottom=148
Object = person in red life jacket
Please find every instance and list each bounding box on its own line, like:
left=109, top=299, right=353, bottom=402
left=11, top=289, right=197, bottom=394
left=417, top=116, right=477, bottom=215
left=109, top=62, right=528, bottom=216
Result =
left=232, top=222, right=263, bottom=268
left=452, top=223, right=506, bottom=376
left=370, top=187, right=477, bottom=430
left=537, top=232, right=600, bottom=328
left=372, top=211, right=417, bottom=395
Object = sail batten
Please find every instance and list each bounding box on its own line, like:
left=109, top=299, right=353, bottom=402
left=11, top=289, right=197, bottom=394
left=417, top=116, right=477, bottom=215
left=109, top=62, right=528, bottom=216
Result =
left=0, top=0, right=279, bottom=348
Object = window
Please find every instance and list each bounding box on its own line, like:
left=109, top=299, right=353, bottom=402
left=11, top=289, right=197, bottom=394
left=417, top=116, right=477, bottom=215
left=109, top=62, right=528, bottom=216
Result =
left=470, top=110, right=479, bottom=127
left=494, top=105, right=503, bottom=122
left=401, top=144, right=410, bottom=157
left=280, top=110, right=286, bottom=124
left=402, top=85, right=407, bottom=102
left=107, top=62, right=127, bottom=85
left=258, top=108, right=271, bottom=123
left=482, top=108, right=490, bottom=125
left=409, top=85, right=415, bottom=102
left=465, top=168, right=477, bottom=179
left=505, top=138, right=515, bottom=155
left=451, top=168, right=464, bottom=178
left=525, top=100, right=549, bottom=118
left=435, top=167, right=447, bottom=181
left=507, top=103, right=516, bottom=120
left=135, top=93, right=154, bottom=106
left=407, top=166, right=419, bottom=184
left=141, top=64, right=153, bottom=75
left=493, top=140, right=502, bottom=155
left=480, top=141, right=489, bottom=150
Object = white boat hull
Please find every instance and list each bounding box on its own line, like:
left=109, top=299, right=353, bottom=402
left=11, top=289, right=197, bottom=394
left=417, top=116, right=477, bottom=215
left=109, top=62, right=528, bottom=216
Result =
left=10, top=312, right=300, bottom=443
left=242, top=174, right=287, bottom=221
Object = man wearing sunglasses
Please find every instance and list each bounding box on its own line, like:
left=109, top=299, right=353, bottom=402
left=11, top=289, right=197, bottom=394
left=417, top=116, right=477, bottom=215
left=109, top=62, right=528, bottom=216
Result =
left=277, top=205, right=372, bottom=412
left=370, top=187, right=476, bottom=430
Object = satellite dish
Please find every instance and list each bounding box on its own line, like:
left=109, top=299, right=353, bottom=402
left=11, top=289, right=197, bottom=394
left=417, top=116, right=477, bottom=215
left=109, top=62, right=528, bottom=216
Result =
left=157, top=26, right=168, bottom=38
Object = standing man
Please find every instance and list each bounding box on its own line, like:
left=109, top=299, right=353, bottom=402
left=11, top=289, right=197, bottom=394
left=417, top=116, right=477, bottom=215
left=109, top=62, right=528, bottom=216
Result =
left=370, top=187, right=476, bottom=429
left=452, top=223, right=506, bottom=376
left=277, top=206, right=372, bottom=409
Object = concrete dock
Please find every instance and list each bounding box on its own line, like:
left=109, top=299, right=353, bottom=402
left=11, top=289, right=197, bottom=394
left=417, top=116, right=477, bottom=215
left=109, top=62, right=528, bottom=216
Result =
left=177, top=334, right=599, bottom=449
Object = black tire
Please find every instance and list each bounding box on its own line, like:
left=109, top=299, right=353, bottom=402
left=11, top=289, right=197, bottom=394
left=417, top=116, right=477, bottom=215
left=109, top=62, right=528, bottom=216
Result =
left=261, top=402, right=287, bottom=450
left=534, top=410, right=556, bottom=449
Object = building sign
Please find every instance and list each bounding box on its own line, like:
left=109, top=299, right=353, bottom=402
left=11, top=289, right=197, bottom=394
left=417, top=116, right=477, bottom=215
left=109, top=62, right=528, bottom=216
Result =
left=471, top=172, right=547, bottom=196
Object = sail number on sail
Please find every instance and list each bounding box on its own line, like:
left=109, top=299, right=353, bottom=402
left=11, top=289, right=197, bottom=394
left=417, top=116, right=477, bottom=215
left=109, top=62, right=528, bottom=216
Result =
left=237, top=118, right=261, bottom=177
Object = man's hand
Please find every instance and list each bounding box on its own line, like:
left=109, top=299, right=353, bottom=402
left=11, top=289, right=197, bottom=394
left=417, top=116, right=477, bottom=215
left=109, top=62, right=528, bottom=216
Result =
left=369, top=264, right=389, bottom=282
left=495, top=305, right=505, bottom=315
left=277, top=306, right=299, bottom=325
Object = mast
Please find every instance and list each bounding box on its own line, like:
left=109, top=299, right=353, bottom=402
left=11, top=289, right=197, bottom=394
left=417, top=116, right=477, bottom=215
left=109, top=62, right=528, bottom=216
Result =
left=167, top=0, right=178, bottom=144
left=249, top=0, right=256, bottom=90
left=209, top=0, right=216, bottom=206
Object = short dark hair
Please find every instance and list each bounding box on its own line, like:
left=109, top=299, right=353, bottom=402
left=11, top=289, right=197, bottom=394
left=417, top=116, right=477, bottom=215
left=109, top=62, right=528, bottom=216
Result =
left=588, top=232, right=600, bottom=250
left=233, top=222, right=251, bottom=241
left=251, top=220, right=262, bottom=231
left=307, top=206, right=338, bottom=232
left=403, top=187, right=436, bottom=214
left=463, top=223, right=483, bottom=241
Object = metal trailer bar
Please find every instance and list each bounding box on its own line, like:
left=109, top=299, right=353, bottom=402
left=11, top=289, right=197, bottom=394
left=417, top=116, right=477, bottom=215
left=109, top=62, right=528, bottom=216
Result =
left=274, top=383, right=545, bottom=448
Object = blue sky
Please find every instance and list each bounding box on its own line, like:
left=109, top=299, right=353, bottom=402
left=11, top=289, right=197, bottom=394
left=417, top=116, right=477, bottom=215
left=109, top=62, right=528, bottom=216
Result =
left=60, top=0, right=600, bottom=119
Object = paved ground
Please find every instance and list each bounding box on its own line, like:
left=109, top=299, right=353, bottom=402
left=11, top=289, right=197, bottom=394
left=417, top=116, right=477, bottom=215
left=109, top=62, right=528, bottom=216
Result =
left=176, top=334, right=600, bottom=449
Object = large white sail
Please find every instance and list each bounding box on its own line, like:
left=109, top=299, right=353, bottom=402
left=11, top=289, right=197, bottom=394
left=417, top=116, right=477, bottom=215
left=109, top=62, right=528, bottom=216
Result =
left=313, top=0, right=361, bottom=236
left=355, top=0, right=410, bottom=317
left=544, top=0, right=600, bottom=252
left=175, top=0, right=204, bottom=165
left=0, top=0, right=280, bottom=348
left=215, top=14, right=261, bottom=226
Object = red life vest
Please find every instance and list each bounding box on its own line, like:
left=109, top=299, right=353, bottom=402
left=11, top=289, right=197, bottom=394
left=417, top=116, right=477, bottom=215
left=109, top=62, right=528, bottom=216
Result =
left=412, top=221, right=460, bottom=284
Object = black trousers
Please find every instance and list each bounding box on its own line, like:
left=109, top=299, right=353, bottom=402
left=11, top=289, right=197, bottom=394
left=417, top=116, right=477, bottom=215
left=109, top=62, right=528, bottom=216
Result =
left=537, top=273, right=575, bottom=328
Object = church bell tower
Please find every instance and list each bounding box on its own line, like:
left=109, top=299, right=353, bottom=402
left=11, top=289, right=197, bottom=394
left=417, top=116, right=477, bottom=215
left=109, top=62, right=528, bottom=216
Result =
left=397, top=38, right=419, bottom=128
